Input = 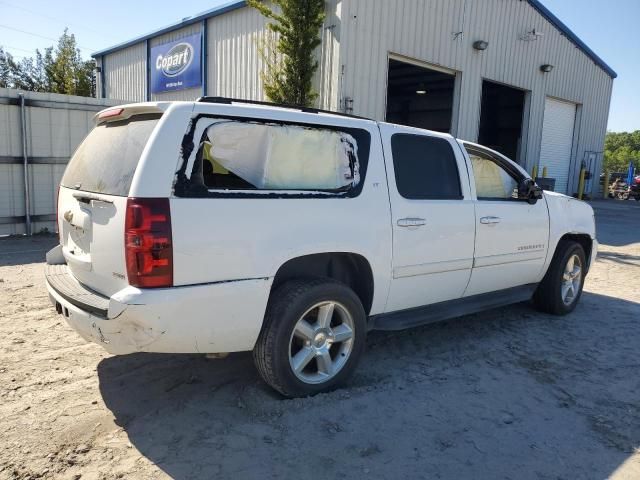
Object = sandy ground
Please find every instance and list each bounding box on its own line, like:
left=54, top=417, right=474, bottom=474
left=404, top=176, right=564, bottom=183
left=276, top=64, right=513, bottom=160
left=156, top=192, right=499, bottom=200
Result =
left=0, top=200, right=639, bottom=480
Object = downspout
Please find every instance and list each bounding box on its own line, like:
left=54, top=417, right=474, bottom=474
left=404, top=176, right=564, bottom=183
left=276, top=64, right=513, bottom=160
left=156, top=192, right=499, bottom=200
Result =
left=318, top=21, right=326, bottom=109
left=146, top=40, right=151, bottom=101
left=18, top=93, right=31, bottom=236
left=202, top=19, right=208, bottom=96
left=100, top=56, right=106, bottom=99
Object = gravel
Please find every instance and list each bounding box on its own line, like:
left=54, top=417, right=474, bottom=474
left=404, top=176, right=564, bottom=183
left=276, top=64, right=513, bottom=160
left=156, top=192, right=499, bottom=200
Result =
left=0, top=200, right=639, bottom=480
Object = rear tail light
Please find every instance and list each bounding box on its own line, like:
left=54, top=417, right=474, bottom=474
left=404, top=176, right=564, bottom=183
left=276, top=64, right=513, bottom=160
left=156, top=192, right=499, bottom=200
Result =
left=125, top=198, right=173, bottom=288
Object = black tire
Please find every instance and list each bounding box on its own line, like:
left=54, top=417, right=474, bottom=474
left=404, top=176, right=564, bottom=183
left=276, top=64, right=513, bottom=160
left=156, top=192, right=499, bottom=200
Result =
left=533, top=240, right=586, bottom=315
left=253, top=278, right=367, bottom=397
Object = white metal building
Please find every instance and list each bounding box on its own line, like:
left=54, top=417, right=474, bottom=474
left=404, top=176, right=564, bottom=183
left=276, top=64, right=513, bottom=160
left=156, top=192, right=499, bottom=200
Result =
left=92, top=0, right=616, bottom=196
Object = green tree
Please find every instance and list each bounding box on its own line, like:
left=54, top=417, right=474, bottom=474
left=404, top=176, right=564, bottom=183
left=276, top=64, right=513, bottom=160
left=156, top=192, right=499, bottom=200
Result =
left=47, top=29, right=94, bottom=96
left=247, top=0, right=326, bottom=107
left=604, top=131, right=640, bottom=173
left=0, top=47, right=14, bottom=88
left=0, top=30, right=94, bottom=97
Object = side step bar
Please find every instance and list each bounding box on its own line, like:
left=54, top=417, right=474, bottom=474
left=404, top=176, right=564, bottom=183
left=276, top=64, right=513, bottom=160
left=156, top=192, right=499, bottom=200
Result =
left=369, top=284, right=537, bottom=331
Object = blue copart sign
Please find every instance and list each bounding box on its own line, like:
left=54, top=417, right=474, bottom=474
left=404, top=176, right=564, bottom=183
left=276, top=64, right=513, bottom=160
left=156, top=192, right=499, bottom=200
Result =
left=150, top=33, right=202, bottom=94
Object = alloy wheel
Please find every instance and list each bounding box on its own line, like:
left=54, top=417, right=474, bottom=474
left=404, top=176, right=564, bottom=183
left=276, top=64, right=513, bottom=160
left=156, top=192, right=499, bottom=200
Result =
left=288, top=301, right=355, bottom=384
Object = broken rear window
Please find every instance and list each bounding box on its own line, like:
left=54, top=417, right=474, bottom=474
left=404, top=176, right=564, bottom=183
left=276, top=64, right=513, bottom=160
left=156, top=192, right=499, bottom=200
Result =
left=178, top=119, right=370, bottom=197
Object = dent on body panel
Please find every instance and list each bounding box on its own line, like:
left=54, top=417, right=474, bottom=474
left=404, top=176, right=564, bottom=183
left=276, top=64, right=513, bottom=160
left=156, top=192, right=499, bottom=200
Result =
left=545, top=193, right=596, bottom=259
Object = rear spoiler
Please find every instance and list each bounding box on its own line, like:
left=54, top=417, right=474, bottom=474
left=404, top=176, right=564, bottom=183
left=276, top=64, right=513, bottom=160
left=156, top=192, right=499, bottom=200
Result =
left=94, top=103, right=169, bottom=125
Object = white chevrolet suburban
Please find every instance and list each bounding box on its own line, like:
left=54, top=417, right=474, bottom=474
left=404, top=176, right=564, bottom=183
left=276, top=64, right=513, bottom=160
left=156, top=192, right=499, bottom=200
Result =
left=46, top=98, right=597, bottom=397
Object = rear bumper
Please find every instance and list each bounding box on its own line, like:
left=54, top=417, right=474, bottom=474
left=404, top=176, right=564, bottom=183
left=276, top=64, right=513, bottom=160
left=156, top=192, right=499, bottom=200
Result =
left=46, top=263, right=273, bottom=355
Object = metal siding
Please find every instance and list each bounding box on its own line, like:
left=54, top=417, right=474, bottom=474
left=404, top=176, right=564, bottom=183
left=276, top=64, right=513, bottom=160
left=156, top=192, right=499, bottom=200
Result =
left=150, top=24, right=205, bottom=102
left=207, top=6, right=270, bottom=101
left=100, top=3, right=339, bottom=109
left=0, top=88, right=116, bottom=235
left=103, top=43, right=147, bottom=102
left=316, top=0, right=342, bottom=110
left=339, top=0, right=613, bottom=195
left=95, top=0, right=612, bottom=196
left=206, top=2, right=339, bottom=108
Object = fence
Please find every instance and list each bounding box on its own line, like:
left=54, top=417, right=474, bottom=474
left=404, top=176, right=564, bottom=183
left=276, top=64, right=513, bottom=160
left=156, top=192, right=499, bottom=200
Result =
left=0, top=88, right=118, bottom=235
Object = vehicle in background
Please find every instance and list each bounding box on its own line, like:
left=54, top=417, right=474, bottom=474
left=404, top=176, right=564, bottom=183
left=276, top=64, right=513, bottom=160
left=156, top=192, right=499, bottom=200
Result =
left=630, top=176, right=640, bottom=201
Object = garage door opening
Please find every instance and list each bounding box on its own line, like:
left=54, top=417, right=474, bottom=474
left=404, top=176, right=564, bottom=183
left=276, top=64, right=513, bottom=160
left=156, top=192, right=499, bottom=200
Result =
left=385, top=59, right=456, bottom=133
left=478, top=80, right=526, bottom=164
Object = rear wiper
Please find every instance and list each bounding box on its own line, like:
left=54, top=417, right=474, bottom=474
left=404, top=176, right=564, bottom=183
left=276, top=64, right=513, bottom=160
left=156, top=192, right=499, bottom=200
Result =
left=72, top=192, right=114, bottom=204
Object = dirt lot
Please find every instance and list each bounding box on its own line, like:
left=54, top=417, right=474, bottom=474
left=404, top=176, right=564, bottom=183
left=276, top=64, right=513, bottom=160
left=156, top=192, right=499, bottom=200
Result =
left=1, top=200, right=639, bottom=480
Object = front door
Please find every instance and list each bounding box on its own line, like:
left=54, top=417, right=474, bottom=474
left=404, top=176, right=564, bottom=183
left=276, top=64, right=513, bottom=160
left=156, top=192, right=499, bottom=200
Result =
left=380, top=125, right=476, bottom=313
left=463, top=144, right=550, bottom=297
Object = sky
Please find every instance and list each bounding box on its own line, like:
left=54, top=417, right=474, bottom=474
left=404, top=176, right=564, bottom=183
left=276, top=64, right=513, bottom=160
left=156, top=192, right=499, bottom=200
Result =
left=0, top=0, right=637, bottom=132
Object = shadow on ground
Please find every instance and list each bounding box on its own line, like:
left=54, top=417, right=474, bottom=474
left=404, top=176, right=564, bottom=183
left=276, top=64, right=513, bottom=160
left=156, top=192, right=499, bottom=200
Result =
left=97, top=292, right=640, bottom=479
left=0, top=235, right=57, bottom=267
left=591, top=200, right=640, bottom=247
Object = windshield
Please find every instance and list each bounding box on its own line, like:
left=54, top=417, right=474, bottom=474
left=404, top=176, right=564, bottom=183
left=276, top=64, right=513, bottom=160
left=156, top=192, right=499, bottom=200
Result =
left=61, top=114, right=161, bottom=196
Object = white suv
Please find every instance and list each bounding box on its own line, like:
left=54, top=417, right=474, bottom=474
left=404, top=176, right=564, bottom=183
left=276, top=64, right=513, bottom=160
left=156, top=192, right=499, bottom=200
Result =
left=46, top=98, right=597, bottom=397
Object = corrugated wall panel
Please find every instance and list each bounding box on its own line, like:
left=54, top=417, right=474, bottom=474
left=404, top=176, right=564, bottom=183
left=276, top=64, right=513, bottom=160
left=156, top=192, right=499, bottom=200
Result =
left=339, top=0, right=613, bottom=195
left=206, top=2, right=339, bottom=108
left=316, top=0, right=342, bottom=110
left=151, top=24, right=204, bottom=101
left=207, top=6, right=271, bottom=101
left=103, top=43, right=147, bottom=102
left=0, top=88, right=116, bottom=235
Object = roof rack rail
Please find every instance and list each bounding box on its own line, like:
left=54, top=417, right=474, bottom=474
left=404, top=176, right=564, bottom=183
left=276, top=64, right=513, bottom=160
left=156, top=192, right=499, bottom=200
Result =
left=195, top=96, right=372, bottom=121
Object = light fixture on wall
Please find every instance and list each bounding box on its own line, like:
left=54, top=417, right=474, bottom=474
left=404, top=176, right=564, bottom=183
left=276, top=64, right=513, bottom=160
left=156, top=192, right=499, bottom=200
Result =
left=473, top=40, right=489, bottom=51
left=540, top=64, right=554, bottom=73
left=416, top=83, right=427, bottom=95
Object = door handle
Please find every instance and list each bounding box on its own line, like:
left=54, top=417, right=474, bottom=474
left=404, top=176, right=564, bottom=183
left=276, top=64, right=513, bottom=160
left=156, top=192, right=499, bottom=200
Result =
left=480, top=216, right=501, bottom=225
left=397, top=218, right=427, bottom=228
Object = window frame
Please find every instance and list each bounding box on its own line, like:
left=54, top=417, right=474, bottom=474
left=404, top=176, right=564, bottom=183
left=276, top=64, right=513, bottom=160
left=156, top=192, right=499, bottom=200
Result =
left=174, top=114, right=372, bottom=199
left=390, top=133, right=464, bottom=201
left=464, top=143, right=527, bottom=202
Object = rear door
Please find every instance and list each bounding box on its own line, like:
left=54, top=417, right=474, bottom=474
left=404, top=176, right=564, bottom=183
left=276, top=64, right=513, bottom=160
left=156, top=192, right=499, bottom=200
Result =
left=380, top=124, right=476, bottom=313
left=58, top=112, right=163, bottom=296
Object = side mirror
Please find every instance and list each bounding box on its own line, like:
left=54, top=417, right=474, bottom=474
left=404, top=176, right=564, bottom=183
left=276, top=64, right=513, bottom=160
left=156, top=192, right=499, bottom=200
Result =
left=518, top=178, right=543, bottom=205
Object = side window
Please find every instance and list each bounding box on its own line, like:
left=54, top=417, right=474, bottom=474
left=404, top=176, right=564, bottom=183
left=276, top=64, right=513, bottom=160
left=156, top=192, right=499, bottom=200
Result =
left=467, top=149, right=519, bottom=200
left=391, top=134, right=462, bottom=200
left=191, top=120, right=369, bottom=194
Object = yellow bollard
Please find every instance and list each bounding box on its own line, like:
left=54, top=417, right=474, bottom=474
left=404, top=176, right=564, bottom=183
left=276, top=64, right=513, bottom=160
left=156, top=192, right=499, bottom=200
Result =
left=542, top=166, right=548, bottom=178
left=604, top=171, right=610, bottom=199
left=578, top=167, right=586, bottom=200
left=532, top=165, right=538, bottom=179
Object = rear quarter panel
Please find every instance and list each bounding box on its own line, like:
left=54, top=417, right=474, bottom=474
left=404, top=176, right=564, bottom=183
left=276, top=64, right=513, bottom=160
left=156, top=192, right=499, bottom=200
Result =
left=165, top=105, right=393, bottom=316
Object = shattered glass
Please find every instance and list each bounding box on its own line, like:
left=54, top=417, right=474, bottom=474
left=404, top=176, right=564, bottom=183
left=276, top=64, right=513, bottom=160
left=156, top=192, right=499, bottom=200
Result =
left=203, top=121, right=361, bottom=191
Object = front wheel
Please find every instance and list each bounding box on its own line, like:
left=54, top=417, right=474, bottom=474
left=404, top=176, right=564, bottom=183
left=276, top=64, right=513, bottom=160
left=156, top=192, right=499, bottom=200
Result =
left=534, top=240, right=586, bottom=315
left=253, top=279, right=367, bottom=397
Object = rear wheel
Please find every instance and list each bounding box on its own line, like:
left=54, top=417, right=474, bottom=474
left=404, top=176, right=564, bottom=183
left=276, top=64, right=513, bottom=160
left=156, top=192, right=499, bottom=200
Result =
left=534, top=240, right=586, bottom=315
left=253, top=279, right=367, bottom=397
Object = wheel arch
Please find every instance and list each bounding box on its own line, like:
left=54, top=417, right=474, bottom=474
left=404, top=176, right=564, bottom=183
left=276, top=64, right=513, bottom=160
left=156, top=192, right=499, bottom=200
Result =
left=558, top=233, right=593, bottom=272
left=272, top=252, right=375, bottom=315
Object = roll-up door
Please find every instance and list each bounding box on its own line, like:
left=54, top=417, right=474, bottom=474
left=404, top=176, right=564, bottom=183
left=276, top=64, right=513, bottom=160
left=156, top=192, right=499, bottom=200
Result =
left=539, top=97, right=577, bottom=194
